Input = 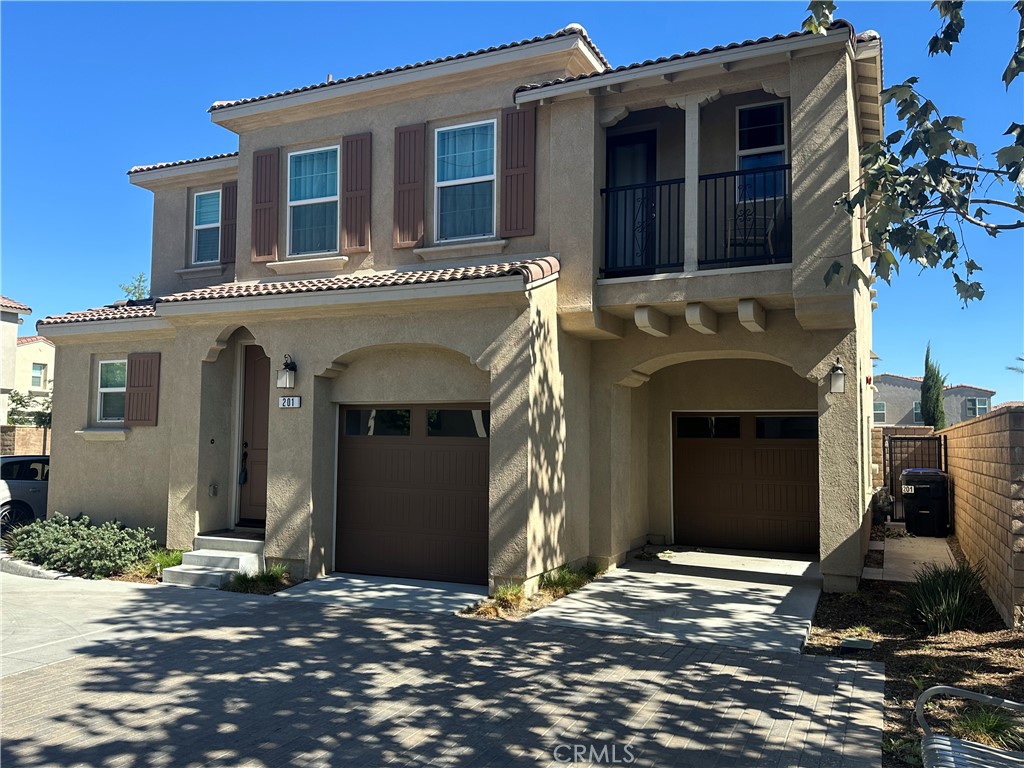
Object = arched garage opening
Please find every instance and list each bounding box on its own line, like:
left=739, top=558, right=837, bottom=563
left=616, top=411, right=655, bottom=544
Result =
left=648, top=358, right=819, bottom=555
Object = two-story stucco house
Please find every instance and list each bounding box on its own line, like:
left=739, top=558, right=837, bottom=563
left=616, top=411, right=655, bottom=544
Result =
left=873, top=372, right=996, bottom=426
left=1, top=297, right=33, bottom=424
left=40, top=22, right=882, bottom=593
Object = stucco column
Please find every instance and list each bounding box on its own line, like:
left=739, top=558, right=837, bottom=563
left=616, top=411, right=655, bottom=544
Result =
left=165, top=335, right=208, bottom=550
left=669, top=90, right=720, bottom=272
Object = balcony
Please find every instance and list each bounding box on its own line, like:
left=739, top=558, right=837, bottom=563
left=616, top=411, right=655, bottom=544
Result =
left=601, top=165, right=792, bottom=277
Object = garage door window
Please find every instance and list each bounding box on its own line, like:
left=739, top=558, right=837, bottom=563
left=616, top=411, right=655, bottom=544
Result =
left=427, top=409, right=490, bottom=438
left=755, top=415, right=818, bottom=439
left=677, top=416, right=741, bottom=439
left=344, top=409, right=411, bottom=436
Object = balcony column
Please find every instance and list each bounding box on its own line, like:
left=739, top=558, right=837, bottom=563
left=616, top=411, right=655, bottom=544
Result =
left=668, top=90, right=719, bottom=272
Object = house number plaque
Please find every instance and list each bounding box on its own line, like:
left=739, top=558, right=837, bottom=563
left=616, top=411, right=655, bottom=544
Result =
left=279, top=396, right=302, bottom=409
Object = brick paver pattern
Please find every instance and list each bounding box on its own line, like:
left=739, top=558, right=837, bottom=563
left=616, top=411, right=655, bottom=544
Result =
left=1, top=599, right=883, bottom=767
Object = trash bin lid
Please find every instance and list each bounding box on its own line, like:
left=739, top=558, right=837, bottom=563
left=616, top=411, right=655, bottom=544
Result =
left=900, top=468, right=947, bottom=479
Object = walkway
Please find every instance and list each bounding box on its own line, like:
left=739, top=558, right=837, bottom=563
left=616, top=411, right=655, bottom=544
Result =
left=0, top=571, right=883, bottom=767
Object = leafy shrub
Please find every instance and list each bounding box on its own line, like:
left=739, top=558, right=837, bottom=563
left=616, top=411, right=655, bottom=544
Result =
left=7, top=515, right=156, bottom=578
left=951, top=705, right=1024, bottom=750
left=224, top=563, right=291, bottom=594
left=905, top=563, right=986, bottom=635
left=539, top=564, right=598, bottom=598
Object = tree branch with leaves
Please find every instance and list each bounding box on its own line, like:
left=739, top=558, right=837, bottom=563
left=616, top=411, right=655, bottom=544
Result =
left=806, top=1, right=1024, bottom=302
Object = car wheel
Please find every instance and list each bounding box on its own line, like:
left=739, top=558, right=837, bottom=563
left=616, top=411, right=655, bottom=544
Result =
left=0, top=502, right=32, bottom=538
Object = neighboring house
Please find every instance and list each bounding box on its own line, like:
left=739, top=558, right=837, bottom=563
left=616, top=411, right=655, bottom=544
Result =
left=873, top=373, right=996, bottom=426
left=14, top=336, right=55, bottom=408
left=39, top=22, right=883, bottom=593
left=0, top=297, right=32, bottom=424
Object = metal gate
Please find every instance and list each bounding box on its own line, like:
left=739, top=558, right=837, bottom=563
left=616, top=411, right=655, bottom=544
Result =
left=884, top=435, right=946, bottom=520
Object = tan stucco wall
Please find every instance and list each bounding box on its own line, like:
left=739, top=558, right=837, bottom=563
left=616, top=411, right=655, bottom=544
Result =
left=13, top=340, right=55, bottom=403
left=940, top=406, right=1024, bottom=627
left=48, top=339, right=173, bottom=541
left=1, top=312, right=20, bottom=423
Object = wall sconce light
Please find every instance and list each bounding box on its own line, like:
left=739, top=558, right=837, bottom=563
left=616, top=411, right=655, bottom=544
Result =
left=277, top=354, right=297, bottom=389
left=828, top=357, right=846, bottom=394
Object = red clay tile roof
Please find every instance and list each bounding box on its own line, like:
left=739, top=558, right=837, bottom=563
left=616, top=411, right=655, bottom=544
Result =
left=514, top=21, right=855, bottom=95
left=209, top=25, right=609, bottom=113
left=876, top=372, right=995, bottom=393
left=128, top=152, right=239, bottom=176
left=16, top=335, right=53, bottom=346
left=0, top=296, right=31, bottom=313
left=39, top=258, right=560, bottom=326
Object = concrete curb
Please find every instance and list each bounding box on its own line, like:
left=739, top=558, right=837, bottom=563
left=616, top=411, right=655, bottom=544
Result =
left=0, top=555, right=72, bottom=580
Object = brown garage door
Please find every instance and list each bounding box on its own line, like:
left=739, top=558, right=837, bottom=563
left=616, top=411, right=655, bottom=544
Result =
left=336, top=404, right=489, bottom=584
left=673, top=412, right=819, bottom=554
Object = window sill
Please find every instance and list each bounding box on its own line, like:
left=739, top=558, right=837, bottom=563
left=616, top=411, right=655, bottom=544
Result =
left=414, top=239, right=508, bottom=262
left=176, top=264, right=227, bottom=279
left=266, top=255, right=350, bottom=276
left=75, top=428, right=128, bottom=442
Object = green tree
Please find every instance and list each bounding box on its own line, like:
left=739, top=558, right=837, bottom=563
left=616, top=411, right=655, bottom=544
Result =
left=921, top=343, right=947, bottom=429
left=1010, top=355, right=1024, bottom=373
left=6, top=390, right=34, bottom=425
left=806, top=1, right=1024, bottom=302
left=119, top=272, right=149, bottom=301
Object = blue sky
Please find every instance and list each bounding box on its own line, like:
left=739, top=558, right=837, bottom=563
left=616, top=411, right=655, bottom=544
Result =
left=1, top=1, right=1021, bottom=402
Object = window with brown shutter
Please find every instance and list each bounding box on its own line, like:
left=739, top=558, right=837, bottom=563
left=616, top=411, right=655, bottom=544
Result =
left=220, top=180, right=238, bottom=264
left=251, top=148, right=280, bottom=262
left=393, top=124, right=425, bottom=248
left=341, top=133, right=372, bottom=253
left=124, top=353, right=161, bottom=427
left=499, top=106, right=536, bottom=238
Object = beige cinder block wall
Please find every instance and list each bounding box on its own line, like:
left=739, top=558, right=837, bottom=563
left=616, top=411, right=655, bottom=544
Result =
left=940, top=406, right=1024, bottom=627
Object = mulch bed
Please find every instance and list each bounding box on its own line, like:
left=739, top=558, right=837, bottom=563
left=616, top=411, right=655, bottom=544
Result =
left=460, top=590, right=559, bottom=621
left=805, top=535, right=1024, bottom=766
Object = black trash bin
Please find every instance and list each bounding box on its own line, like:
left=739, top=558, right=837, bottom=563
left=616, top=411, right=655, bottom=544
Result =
left=899, top=468, right=950, bottom=537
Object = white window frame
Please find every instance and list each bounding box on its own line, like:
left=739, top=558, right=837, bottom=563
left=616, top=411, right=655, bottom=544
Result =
left=873, top=402, right=886, bottom=424
left=287, top=145, right=340, bottom=258
left=913, top=401, right=924, bottom=423
left=966, top=397, right=989, bottom=418
left=434, top=119, right=497, bottom=243
left=735, top=100, right=788, bottom=201
left=192, top=190, right=221, bottom=265
left=97, top=359, right=128, bottom=423
left=31, top=363, right=46, bottom=389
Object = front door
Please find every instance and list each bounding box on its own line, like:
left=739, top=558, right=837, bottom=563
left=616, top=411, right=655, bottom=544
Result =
left=606, top=131, right=657, bottom=273
left=238, top=344, right=270, bottom=525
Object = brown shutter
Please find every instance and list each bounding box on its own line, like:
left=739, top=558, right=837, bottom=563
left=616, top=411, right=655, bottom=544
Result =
left=499, top=106, right=536, bottom=238
left=220, top=180, right=238, bottom=264
left=341, top=133, right=372, bottom=254
left=124, top=353, right=161, bottom=427
left=393, top=124, right=425, bottom=248
left=251, top=148, right=280, bottom=262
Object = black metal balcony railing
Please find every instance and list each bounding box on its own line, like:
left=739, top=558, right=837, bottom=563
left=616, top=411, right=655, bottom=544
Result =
left=601, top=177, right=685, bottom=277
left=600, top=166, right=793, bottom=276
left=699, top=165, right=792, bottom=270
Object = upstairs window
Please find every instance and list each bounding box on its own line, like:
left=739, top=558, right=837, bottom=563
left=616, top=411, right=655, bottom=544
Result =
left=435, top=121, right=495, bottom=241
left=192, top=191, right=221, bottom=264
left=966, top=398, right=989, bottom=418
left=737, top=102, right=787, bottom=199
left=31, top=363, right=46, bottom=389
left=913, top=401, right=924, bottom=423
left=873, top=402, right=886, bottom=424
left=288, top=147, right=339, bottom=256
left=98, top=360, right=127, bottom=422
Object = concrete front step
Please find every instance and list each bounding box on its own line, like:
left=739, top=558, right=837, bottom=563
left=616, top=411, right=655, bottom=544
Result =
left=162, top=564, right=237, bottom=588
left=193, top=534, right=265, bottom=555
left=182, top=549, right=260, bottom=575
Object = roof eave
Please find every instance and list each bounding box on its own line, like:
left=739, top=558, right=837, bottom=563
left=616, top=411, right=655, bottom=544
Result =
left=128, top=155, right=239, bottom=189
left=210, top=35, right=602, bottom=127
left=514, top=26, right=852, bottom=104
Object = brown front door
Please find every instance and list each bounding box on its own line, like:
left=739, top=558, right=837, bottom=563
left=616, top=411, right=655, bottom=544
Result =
left=672, top=412, right=819, bottom=554
left=239, top=345, right=270, bottom=524
left=336, top=405, right=489, bottom=584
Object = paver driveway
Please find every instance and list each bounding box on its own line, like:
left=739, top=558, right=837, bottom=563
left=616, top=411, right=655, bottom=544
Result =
left=0, top=573, right=883, bottom=767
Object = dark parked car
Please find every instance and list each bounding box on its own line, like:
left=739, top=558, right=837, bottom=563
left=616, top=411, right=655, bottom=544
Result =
left=0, top=455, right=49, bottom=533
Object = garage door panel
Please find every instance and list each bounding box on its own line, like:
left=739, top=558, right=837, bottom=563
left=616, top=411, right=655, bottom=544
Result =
left=674, top=412, right=819, bottom=555
left=337, top=404, right=489, bottom=585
